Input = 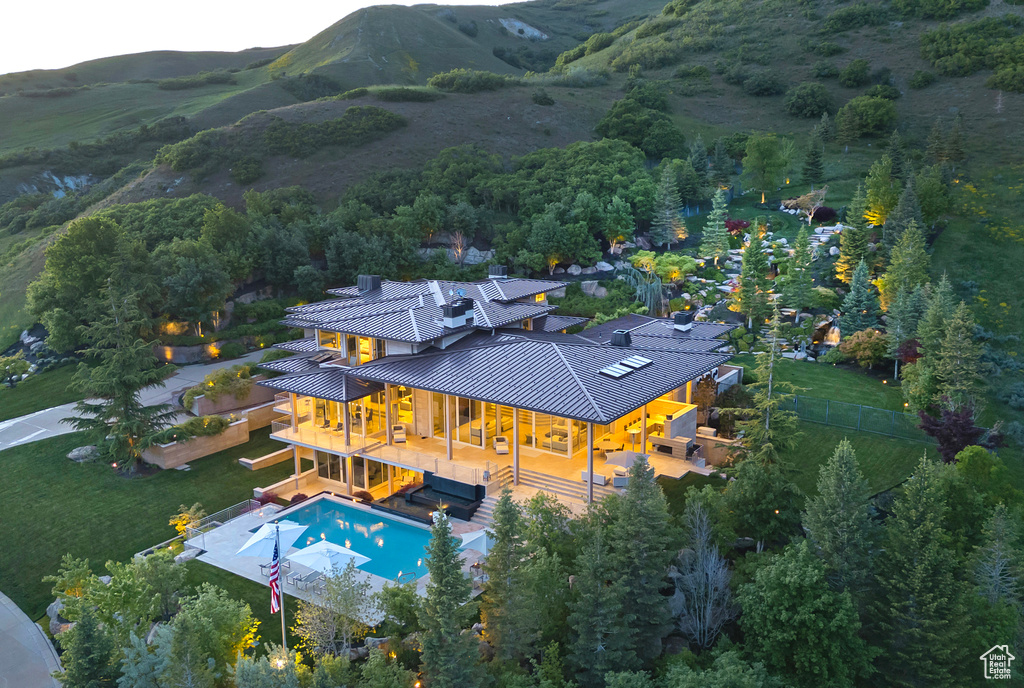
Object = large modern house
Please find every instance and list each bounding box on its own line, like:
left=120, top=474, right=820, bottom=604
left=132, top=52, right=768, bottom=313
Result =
left=255, top=268, right=739, bottom=518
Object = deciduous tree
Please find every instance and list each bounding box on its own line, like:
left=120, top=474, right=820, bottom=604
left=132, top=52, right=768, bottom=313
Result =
left=742, top=133, right=790, bottom=203
left=674, top=500, right=736, bottom=649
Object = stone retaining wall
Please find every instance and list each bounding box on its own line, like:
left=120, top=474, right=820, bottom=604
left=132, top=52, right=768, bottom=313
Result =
left=143, top=420, right=249, bottom=470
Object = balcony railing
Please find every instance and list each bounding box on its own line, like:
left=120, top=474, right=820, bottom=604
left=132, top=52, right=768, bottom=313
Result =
left=360, top=443, right=501, bottom=486
left=273, top=392, right=292, bottom=415
left=270, top=419, right=376, bottom=455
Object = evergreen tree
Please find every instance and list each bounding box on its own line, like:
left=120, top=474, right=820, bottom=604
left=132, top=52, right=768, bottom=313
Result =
left=784, top=227, right=814, bottom=323
left=688, top=134, right=708, bottom=184
left=882, top=179, right=924, bottom=255
left=839, top=260, right=879, bottom=336
left=568, top=525, right=636, bottom=684
left=803, top=440, right=878, bottom=597
left=64, top=290, right=175, bottom=472
left=864, top=155, right=898, bottom=226
left=973, top=504, right=1023, bottom=608
left=722, top=460, right=803, bottom=550
left=916, top=274, right=955, bottom=360
left=814, top=111, right=835, bottom=141
left=934, top=301, right=984, bottom=407
left=738, top=541, right=873, bottom=688
left=835, top=185, right=869, bottom=284
left=608, top=455, right=676, bottom=662
left=735, top=235, right=771, bottom=329
left=947, top=114, right=965, bottom=169
left=699, top=188, right=731, bottom=266
left=886, top=284, right=928, bottom=378
left=879, top=220, right=930, bottom=310
left=926, top=119, right=948, bottom=165
left=801, top=135, right=825, bottom=187
left=481, top=489, right=535, bottom=662
left=734, top=310, right=801, bottom=466
left=56, top=607, right=117, bottom=688
left=419, top=512, right=480, bottom=688
left=873, top=456, right=973, bottom=687
left=650, top=166, right=685, bottom=248
left=710, top=138, right=732, bottom=185
left=885, top=130, right=909, bottom=183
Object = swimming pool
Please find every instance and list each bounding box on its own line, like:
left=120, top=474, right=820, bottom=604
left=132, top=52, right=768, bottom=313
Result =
left=273, top=497, right=431, bottom=581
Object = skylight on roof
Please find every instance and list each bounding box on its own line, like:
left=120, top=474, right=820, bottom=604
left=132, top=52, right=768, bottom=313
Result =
left=599, top=356, right=653, bottom=379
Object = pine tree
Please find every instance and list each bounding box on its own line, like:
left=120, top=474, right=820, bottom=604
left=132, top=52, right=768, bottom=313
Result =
left=885, top=130, right=909, bottom=183
left=803, top=440, right=878, bottom=597
left=916, top=274, right=955, bottom=360
left=814, top=111, right=835, bottom=141
left=879, top=220, right=930, bottom=310
left=55, top=607, right=117, bottom=687
left=568, top=525, right=636, bottom=684
left=710, top=138, right=732, bottom=185
left=882, top=179, right=924, bottom=255
left=722, top=460, right=803, bottom=549
left=973, top=504, right=1023, bottom=608
left=864, top=155, right=898, bottom=226
left=934, top=301, right=984, bottom=407
left=735, top=235, right=771, bottom=329
left=64, top=289, right=175, bottom=472
left=650, top=166, right=684, bottom=248
left=784, top=227, right=814, bottom=323
left=688, top=134, right=708, bottom=184
left=801, top=135, right=825, bottom=187
left=947, top=114, right=965, bottom=169
left=419, top=512, right=480, bottom=688
left=735, top=309, right=801, bottom=466
left=481, top=489, right=535, bottom=662
left=835, top=185, right=869, bottom=284
left=699, top=188, right=730, bottom=266
left=886, top=284, right=928, bottom=378
left=839, top=259, right=879, bottom=336
left=926, top=119, right=948, bottom=165
left=873, top=456, right=973, bottom=687
left=607, top=456, right=676, bottom=663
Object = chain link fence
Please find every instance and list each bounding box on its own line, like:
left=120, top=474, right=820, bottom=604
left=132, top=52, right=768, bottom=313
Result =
left=781, top=395, right=933, bottom=443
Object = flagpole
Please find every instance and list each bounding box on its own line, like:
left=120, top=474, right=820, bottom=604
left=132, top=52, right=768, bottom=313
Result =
left=276, top=524, right=287, bottom=651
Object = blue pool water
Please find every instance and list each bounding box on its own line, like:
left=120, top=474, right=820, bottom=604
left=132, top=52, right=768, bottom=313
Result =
left=273, top=498, right=430, bottom=580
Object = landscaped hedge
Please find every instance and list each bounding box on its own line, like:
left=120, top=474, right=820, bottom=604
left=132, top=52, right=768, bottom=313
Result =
left=149, top=415, right=233, bottom=444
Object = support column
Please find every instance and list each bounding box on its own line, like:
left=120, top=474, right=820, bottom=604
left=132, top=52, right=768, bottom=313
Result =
left=512, top=411, right=520, bottom=486
left=384, top=384, right=393, bottom=445
left=346, top=456, right=354, bottom=494
left=444, top=395, right=453, bottom=462
left=586, top=422, right=594, bottom=504
left=685, top=380, right=693, bottom=405
left=289, top=393, right=298, bottom=431
left=343, top=401, right=351, bottom=449
left=388, top=465, right=394, bottom=494
left=292, top=446, right=300, bottom=490
left=641, top=404, right=648, bottom=454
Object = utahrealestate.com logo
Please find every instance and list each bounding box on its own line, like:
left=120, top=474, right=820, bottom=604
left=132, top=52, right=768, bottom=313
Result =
left=980, top=645, right=1015, bottom=680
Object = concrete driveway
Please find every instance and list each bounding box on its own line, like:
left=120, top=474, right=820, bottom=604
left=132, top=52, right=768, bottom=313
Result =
left=0, top=593, right=61, bottom=688
left=0, top=351, right=266, bottom=451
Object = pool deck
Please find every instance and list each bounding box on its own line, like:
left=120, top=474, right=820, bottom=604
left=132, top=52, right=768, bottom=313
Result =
left=186, top=496, right=488, bottom=611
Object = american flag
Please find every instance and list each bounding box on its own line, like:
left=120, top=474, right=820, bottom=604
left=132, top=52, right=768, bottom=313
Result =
left=269, top=542, right=281, bottom=614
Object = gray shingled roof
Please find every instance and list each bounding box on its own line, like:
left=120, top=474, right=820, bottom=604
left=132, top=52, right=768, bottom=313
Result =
left=258, top=368, right=384, bottom=403
left=349, top=337, right=728, bottom=424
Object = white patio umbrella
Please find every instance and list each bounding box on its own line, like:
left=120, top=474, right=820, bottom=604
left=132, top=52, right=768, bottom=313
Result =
left=287, top=540, right=371, bottom=574
left=236, top=521, right=307, bottom=558
left=459, top=529, right=495, bottom=556
left=604, top=451, right=644, bottom=470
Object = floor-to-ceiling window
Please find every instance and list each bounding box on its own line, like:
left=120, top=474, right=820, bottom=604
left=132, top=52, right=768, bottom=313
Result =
left=365, top=391, right=386, bottom=435
left=392, top=386, right=413, bottom=425
left=431, top=393, right=445, bottom=439
left=318, top=330, right=340, bottom=350
left=316, top=450, right=345, bottom=483
left=345, top=334, right=358, bottom=366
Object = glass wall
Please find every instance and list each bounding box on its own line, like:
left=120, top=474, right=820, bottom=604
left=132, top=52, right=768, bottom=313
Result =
left=316, top=450, right=345, bottom=483
left=365, top=391, right=386, bottom=435
left=432, top=393, right=445, bottom=439
left=318, top=330, right=340, bottom=349
left=392, top=386, right=413, bottom=425
left=345, top=335, right=358, bottom=365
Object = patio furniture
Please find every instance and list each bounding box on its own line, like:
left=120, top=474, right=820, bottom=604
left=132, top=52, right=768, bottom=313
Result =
left=392, top=425, right=407, bottom=443
left=696, top=426, right=717, bottom=438
left=493, top=436, right=509, bottom=455
left=288, top=569, right=323, bottom=591
left=612, top=475, right=630, bottom=488
left=626, top=428, right=641, bottom=451
left=612, top=466, right=628, bottom=477
left=581, top=471, right=607, bottom=486
left=595, top=438, right=623, bottom=452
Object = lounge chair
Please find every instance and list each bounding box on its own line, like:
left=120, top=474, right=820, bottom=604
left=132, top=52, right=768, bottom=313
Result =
left=392, top=425, right=407, bottom=443
left=493, top=437, right=509, bottom=455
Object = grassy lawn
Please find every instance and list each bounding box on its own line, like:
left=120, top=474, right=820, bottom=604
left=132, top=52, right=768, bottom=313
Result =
left=785, top=422, right=935, bottom=497
left=0, top=365, right=83, bottom=421
left=0, top=426, right=293, bottom=618
left=731, top=354, right=906, bottom=411
left=657, top=472, right=728, bottom=515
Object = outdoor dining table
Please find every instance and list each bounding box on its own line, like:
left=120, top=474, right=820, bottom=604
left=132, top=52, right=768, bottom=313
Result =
left=595, top=438, right=623, bottom=452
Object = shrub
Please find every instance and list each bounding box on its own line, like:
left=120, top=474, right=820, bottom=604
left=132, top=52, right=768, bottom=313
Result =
left=375, top=88, right=443, bottom=102
left=264, top=106, right=407, bottom=157
left=838, top=328, right=890, bottom=369
left=722, top=64, right=749, bottom=86
left=725, top=218, right=751, bottom=233
left=909, top=70, right=937, bottom=88
left=183, top=364, right=255, bottom=408
left=157, top=71, right=235, bottom=90
left=835, top=95, right=897, bottom=138
left=864, top=84, right=901, bottom=100
left=839, top=59, right=871, bottom=87
left=353, top=490, right=374, bottom=503
left=893, top=0, right=988, bottom=19
left=554, top=44, right=586, bottom=68
left=585, top=32, right=616, bottom=54
left=627, top=82, right=670, bottom=111
left=675, top=64, right=711, bottom=80
left=784, top=82, right=834, bottom=117
left=337, top=88, right=369, bottom=99
left=217, top=342, right=247, bottom=360
left=532, top=88, right=555, bottom=105
left=743, top=72, right=785, bottom=96
left=812, top=286, right=841, bottom=311
left=289, top=493, right=309, bottom=505
left=810, top=41, right=845, bottom=57
left=458, top=20, right=478, bottom=37
left=170, top=503, right=205, bottom=537
left=820, top=347, right=850, bottom=364
left=635, top=18, right=680, bottom=39
left=260, top=349, right=292, bottom=364
left=812, top=60, right=839, bottom=78
left=230, top=156, right=263, bottom=185
left=823, top=3, right=888, bottom=33
left=427, top=69, right=516, bottom=93
left=280, top=74, right=343, bottom=101
left=813, top=206, right=837, bottom=223
left=987, top=66, right=1024, bottom=93
left=255, top=491, right=278, bottom=506
left=610, top=37, right=689, bottom=72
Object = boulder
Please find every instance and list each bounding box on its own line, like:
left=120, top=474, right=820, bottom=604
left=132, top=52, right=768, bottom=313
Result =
left=681, top=293, right=691, bottom=301
left=867, top=242, right=878, bottom=252
left=635, top=236, right=652, bottom=250
left=580, top=280, right=599, bottom=297
left=567, top=264, right=583, bottom=276
left=777, top=237, right=788, bottom=245
left=99, top=575, right=112, bottom=586
left=30, top=340, right=45, bottom=353
left=478, top=639, right=495, bottom=661
left=580, top=266, right=597, bottom=275
left=462, top=247, right=494, bottom=265
left=594, top=286, right=608, bottom=298
left=365, top=636, right=390, bottom=650
left=68, top=446, right=99, bottom=463
left=472, top=622, right=485, bottom=633
left=552, top=267, right=565, bottom=275
left=595, top=261, right=614, bottom=272
left=609, top=245, right=623, bottom=256
left=622, top=241, right=637, bottom=249
left=51, top=620, right=75, bottom=636
left=46, top=599, right=64, bottom=622
left=174, top=548, right=200, bottom=564
left=547, top=286, right=566, bottom=298
left=829, top=246, right=840, bottom=256
left=668, top=588, right=686, bottom=618
left=349, top=646, right=369, bottom=661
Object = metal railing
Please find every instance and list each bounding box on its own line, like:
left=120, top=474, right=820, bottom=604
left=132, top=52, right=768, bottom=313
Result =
left=270, top=419, right=374, bottom=454
left=781, top=395, right=932, bottom=443
left=361, top=442, right=500, bottom=486
left=184, top=499, right=262, bottom=550
left=273, top=392, right=292, bottom=414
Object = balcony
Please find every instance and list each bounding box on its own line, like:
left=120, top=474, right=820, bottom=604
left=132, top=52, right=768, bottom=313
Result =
left=273, top=392, right=292, bottom=415
left=270, top=419, right=375, bottom=455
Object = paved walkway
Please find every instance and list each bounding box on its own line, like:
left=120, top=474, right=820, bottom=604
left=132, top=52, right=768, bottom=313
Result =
left=0, top=351, right=265, bottom=451
left=0, top=592, right=61, bottom=688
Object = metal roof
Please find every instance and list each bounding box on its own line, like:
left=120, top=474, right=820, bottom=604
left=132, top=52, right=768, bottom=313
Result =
left=618, top=334, right=730, bottom=353
left=258, top=368, right=384, bottom=403
left=327, top=277, right=565, bottom=304
left=258, top=353, right=325, bottom=374
left=349, top=337, right=728, bottom=424
left=579, top=314, right=737, bottom=344
left=274, top=338, right=318, bottom=353
left=530, top=314, right=590, bottom=332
